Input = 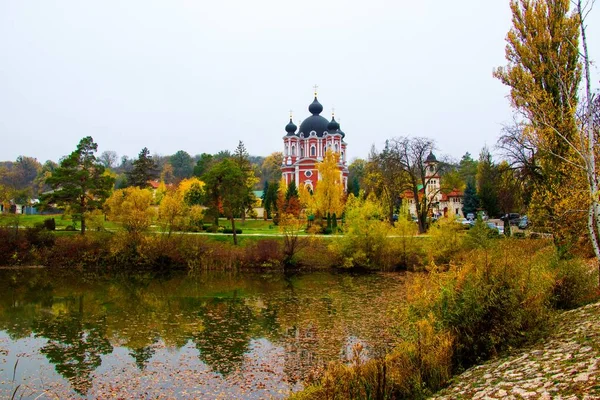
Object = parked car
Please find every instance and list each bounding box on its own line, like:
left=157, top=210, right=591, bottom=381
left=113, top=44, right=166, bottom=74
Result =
left=501, top=213, right=521, bottom=225
left=518, top=215, right=529, bottom=229
left=466, top=213, right=475, bottom=221
left=457, top=218, right=474, bottom=229
left=487, top=222, right=499, bottom=233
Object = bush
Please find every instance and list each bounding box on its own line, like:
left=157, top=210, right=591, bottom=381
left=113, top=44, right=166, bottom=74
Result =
left=43, top=218, right=56, bottom=231
left=40, top=233, right=109, bottom=268
left=25, top=227, right=55, bottom=248
left=550, top=258, right=597, bottom=309
left=242, top=239, right=281, bottom=268
left=65, top=225, right=76, bottom=231
left=223, top=228, right=242, bottom=234
left=205, top=225, right=220, bottom=233
left=420, top=240, right=556, bottom=369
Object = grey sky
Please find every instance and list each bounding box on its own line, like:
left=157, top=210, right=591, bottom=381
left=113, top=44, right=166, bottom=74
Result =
left=1, top=1, right=598, bottom=164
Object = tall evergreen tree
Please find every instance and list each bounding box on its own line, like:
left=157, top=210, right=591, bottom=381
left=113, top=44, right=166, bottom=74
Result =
left=170, top=150, right=194, bottom=180
left=127, top=147, right=158, bottom=188
left=41, top=137, right=114, bottom=234
left=476, top=148, right=500, bottom=218
left=233, top=141, right=259, bottom=222
left=263, top=180, right=279, bottom=220
left=462, top=180, right=479, bottom=217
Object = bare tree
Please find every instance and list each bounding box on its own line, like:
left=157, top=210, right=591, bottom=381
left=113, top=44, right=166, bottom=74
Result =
left=99, top=150, right=118, bottom=169
left=392, top=137, right=446, bottom=234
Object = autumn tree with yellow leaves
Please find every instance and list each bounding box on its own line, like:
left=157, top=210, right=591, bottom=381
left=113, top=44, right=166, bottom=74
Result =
left=494, top=0, right=596, bottom=258
left=494, top=0, right=586, bottom=251
left=105, top=187, right=155, bottom=236
left=314, top=150, right=345, bottom=231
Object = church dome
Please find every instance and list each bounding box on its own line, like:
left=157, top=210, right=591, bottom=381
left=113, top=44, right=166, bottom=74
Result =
left=426, top=151, right=437, bottom=163
left=299, top=96, right=329, bottom=138
left=285, top=118, right=297, bottom=135
left=327, top=116, right=340, bottom=132
left=308, top=97, right=323, bottom=115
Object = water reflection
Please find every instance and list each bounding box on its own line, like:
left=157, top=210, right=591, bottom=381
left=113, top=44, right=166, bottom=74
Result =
left=0, top=269, right=407, bottom=398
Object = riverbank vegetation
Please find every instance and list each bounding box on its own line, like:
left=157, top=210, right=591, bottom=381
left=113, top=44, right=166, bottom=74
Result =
left=291, top=236, right=597, bottom=399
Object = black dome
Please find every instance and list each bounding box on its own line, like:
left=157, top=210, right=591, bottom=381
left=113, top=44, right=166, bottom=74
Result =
left=299, top=96, right=328, bottom=138
left=426, top=151, right=437, bottom=163
left=327, top=116, right=340, bottom=131
left=308, top=97, right=323, bottom=115
left=285, top=118, right=297, bottom=135
left=299, top=115, right=329, bottom=138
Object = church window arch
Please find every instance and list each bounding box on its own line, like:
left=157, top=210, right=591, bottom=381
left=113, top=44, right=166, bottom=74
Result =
left=301, top=146, right=305, bottom=158
left=292, top=144, right=296, bottom=156
left=285, top=144, right=289, bottom=156
left=310, top=145, right=316, bottom=157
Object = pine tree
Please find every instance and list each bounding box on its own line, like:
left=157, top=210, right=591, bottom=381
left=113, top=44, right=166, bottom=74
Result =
left=476, top=147, right=500, bottom=218
left=462, top=180, right=479, bottom=217
left=41, top=137, right=114, bottom=234
left=127, top=147, right=158, bottom=188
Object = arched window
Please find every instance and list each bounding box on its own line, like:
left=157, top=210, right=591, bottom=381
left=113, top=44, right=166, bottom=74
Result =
left=292, top=144, right=296, bottom=156
left=285, top=145, right=288, bottom=156
left=334, top=143, right=339, bottom=153
left=310, top=145, right=316, bottom=157
left=301, top=147, right=305, bottom=157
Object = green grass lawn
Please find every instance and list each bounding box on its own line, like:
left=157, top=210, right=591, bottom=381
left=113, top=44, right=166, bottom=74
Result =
left=0, top=213, right=121, bottom=230
left=218, top=219, right=287, bottom=235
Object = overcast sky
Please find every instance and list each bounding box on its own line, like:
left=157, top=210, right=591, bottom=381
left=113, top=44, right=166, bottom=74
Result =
left=1, top=1, right=598, bottom=164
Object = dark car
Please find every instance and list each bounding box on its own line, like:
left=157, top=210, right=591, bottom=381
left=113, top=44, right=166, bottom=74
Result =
left=502, top=213, right=521, bottom=225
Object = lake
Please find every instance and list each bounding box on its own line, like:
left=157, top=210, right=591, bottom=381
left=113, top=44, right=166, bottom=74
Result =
left=0, top=268, right=409, bottom=399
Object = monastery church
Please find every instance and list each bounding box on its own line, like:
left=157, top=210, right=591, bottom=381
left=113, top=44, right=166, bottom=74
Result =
left=281, top=92, right=348, bottom=191
left=280, top=91, right=464, bottom=218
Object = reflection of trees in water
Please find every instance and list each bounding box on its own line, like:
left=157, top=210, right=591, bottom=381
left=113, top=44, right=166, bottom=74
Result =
left=129, top=343, right=157, bottom=370
left=0, top=269, right=405, bottom=393
left=192, top=294, right=253, bottom=376
left=33, top=295, right=113, bottom=395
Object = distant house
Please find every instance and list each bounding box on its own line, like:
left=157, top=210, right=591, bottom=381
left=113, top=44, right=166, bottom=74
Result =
left=4, top=199, right=40, bottom=215
left=148, top=180, right=161, bottom=190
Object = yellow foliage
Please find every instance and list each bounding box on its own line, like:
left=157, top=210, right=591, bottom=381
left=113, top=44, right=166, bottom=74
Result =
left=158, top=190, right=187, bottom=236
left=177, top=177, right=205, bottom=196
left=314, top=150, right=345, bottom=217
left=104, top=187, right=155, bottom=234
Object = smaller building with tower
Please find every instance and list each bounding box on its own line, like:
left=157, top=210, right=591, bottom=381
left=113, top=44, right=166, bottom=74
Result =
left=281, top=92, right=348, bottom=191
left=404, top=152, right=465, bottom=218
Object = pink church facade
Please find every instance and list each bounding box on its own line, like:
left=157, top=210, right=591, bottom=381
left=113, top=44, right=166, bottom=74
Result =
left=281, top=95, right=348, bottom=191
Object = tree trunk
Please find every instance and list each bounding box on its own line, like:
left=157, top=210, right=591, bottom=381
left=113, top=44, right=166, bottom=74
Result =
left=577, top=0, right=600, bottom=287
left=81, top=214, right=86, bottom=235
left=231, top=215, right=238, bottom=245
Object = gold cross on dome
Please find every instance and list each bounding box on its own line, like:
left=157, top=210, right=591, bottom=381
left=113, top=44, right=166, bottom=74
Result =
left=313, top=84, right=319, bottom=97
left=289, top=109, right=293, bottom=119
left=332, top=107, right=335, bottom=117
